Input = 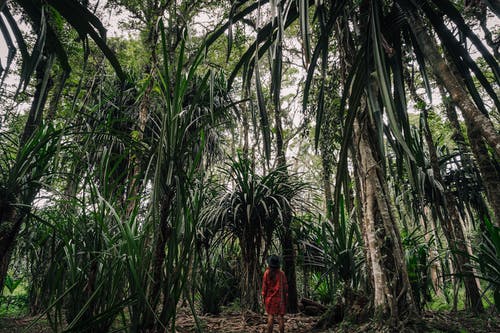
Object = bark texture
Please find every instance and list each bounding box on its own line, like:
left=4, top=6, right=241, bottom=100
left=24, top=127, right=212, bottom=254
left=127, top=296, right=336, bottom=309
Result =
left=352, top=113, right=417, bottom=324
left=143, top=192, right=173, bottom=329
left=240, top=219, right=264, bottom=312
left=0, top=202, right=20, bottom=294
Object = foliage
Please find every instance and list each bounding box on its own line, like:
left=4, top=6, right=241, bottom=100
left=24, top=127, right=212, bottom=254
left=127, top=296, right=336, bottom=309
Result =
left=310, top=272, right=334, bottom=305
left=202, top=153, right=308, bottom=249
left=303, top=198, right=364, bottom=303
left=0, top=0, right=125, bottom=92
left=467, top=218, right=500, bottom=311
left=201, top=153, right=308, bottom=310
left=2, top=274, right=22, bottom=295
left=402, top=229, right=434, bottom=310
left=196, top=251, right=238, bottom=315
left=0, top=294, right=28, bottom=316
left=0, top=275, right=27, bottom=317
left=0, top=123, right=64, bottom=205
left=1, top=0, right=499, bottom=330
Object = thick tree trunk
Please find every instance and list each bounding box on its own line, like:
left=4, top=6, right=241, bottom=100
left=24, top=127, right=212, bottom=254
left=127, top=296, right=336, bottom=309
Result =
left=240, top=224, right=262, bottom=312
left=352, top=114, right=417, bottom=324
left=350, top=145, right=373, bottom=296
left=319, top=101, right=337, bottom=226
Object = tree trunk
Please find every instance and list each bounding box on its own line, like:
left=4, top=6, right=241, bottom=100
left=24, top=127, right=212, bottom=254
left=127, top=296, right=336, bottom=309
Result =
left=241, top=88, right=250, bottom=157
left=319, top=101, right=337, bottom=226
left=126, top=27, right=159, bottom=216
left=421, top=207, right=443, bottom=296
left=405, top=10, right=500, bottom=159
left=0, top=203, right=20, bottom=294
left=352, top=113, right=417, bottom=324
left=0, top=55, right=53, bottom=291
left=438, top=68, right=500, bottom=228
left=142, top=192, right=172, bottom=329
left=321, top=153, right=334, bottom=222
left=464, top=120, right=500, bottom=227
left=273, top=75, right=299, bottom=313
left=350, top=145, right=373, bottom=296
left=281, top=222, right=298, bottom=313
left=419, top=99, right=484, bottom=313
left=240, top=223, right=262, bottom=312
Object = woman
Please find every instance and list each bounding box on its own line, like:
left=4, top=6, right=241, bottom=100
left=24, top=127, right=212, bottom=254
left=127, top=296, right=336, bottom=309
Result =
left=262, top=255, right=288, bottom=333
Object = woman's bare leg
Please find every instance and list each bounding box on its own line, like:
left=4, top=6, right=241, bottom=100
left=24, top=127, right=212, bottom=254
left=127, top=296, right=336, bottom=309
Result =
left=267, top=314, right=274, bottom=333
left=278, top=315, right=284, bottom=333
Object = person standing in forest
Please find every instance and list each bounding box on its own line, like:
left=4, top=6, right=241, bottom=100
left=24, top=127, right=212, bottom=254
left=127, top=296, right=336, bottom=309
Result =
left=262, top=255, right=288, bottom=333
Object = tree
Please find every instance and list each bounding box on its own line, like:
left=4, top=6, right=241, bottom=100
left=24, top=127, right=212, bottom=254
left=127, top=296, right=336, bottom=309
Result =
left=202, top=155, right=307, bottom=312
left=0, top=0, right=124, bottom=293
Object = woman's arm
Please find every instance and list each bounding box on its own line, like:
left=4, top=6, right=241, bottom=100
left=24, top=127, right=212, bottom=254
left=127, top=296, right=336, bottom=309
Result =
left=262, top=270, right=268, bottom=299
left=282, top=271, right=288, bottom=303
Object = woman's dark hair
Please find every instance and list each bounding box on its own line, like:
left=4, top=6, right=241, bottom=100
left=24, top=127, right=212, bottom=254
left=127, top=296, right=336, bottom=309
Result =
left=267, top=255, right=281, bottom=281
left=269, top=266, right=278, bottom=281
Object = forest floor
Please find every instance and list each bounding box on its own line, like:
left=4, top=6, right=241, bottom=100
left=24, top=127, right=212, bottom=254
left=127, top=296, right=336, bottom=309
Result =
left=0, top=308, right=499, bottom=332
left=173, top=308, right=500, bottom=333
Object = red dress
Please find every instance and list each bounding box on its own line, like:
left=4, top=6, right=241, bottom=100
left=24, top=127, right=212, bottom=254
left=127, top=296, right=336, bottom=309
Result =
left=261, top=268, right=288, bottom=315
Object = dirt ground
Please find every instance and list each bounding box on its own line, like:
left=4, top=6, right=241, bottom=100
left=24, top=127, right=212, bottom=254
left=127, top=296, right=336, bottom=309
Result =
left=0, top=311, right=320, bottom=333
left=173, top=309, right=500, bottom=333
left=175, top=310, right=318, bottom=333
left=1, top=309, right=499, bottom=332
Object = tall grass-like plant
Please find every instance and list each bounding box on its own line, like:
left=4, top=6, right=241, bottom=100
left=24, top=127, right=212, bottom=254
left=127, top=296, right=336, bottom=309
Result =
left=402, top=229, right=434, bottom=310
left=27, top=18, right=229, bottom=332
left=127, top=20, right=228, bottom=331
left=0, top=123, right=64, bottom=293
left=31, top=128, right=135, bottom=332
left=195, top=247, right=238, bottom=315
left=467, top=218, right=500, bottom=311
left=303, top=198, right=364, bottom=303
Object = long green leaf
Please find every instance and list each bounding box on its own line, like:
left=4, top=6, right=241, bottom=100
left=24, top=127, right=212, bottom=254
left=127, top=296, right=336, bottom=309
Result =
left=371, top=2, right=415, bottom=160
left=431, top=0, right=500, bottom=85
left=422, top=3, right=499, bottom=113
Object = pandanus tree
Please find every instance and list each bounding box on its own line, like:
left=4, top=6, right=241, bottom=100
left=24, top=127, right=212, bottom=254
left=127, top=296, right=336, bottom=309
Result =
left=123, top=26, right=233, bottom=330
left=207, top=0, right=499, bottom=325
left=201, top=154, right=307, bottom=312
left=0, top=0, right=125, bottom=292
